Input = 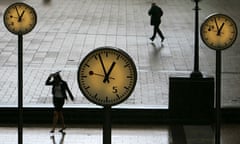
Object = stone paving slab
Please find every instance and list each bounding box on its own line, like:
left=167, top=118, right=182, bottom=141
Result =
left=0, top=0, right=240, bottom=107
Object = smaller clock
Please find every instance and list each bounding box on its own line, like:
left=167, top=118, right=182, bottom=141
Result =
left=3, top=2, right=37, bottom=35
left=200, top=13, right=238, bottom=50
left=77, top=47, right=137, bottom=106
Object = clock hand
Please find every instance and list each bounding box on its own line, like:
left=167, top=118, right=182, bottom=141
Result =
left=15, top=6, right=23, bottom=22
left=214, top=17, right=220, bottom=31
left=15, top=6, right=20, bottom=17
left=89, top=71, right=115, bottom=80
left=98, top=54, right=109, bottom=82
left=103, top=62, right=116, bottom=83
left=98, top=54, right=107, bottom=74
left=17, top=10, right=25, bottom=22
left=20, top=10, right=25, bottom=16
left=217, top=22, right=225, bottom=36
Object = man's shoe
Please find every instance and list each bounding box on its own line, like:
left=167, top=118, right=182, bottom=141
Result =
left=149, top=37, right=154, bottom=41
left=161, top=37, right=165, bottom=42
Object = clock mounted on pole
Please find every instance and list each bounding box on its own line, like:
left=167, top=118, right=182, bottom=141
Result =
left=201, top=13, right=238, bottom=144
left=78, top=46, right=137, bottom=144
left=3, top=2, right=37, bottom=144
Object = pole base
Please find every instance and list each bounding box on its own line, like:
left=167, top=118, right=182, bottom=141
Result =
left=190, top=71, right=203, bottom=78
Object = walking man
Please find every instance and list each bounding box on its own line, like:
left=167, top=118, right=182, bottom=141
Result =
left=148, top=3, right=165, bottom=42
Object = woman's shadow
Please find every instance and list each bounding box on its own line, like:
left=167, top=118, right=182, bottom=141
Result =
left=50, top=132, right=66, bottom=144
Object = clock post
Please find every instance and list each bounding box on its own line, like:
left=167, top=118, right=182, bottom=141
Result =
left=103, top=106, right=112, bottom=144
left=3, top=2, right=37, bottom=144
left=18, top=34, right=23, bottom=144
left=200, top=13, right=238, bottom=144
left=215, top=50, right=221, bottom=144
left=213, top=33, right=238, bottom=144
left=77, top=47, right=137, bottom=144
left=190, top=0, right=203, bottom=78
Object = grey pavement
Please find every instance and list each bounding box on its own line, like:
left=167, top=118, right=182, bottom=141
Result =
left=0, top=125, right=170, bottom=144
left=1, top=124, right=240, bottom=144
left=0, top=0, right=240, bottom=107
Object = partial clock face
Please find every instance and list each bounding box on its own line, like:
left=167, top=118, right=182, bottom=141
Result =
left=4, top=2, right=37, bottom=35
left=201, top=13, right=238, bottom=50
left=78, top=47, right=137, bottom=106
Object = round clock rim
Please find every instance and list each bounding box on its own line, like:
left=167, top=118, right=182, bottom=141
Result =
left=3, top=2, right=37, bottom=35
left=200, top=13, right=238, bottom=51
left=77, top=46, right=138, bottom=106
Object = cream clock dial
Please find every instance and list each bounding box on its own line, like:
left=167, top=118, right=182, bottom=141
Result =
left=78, top=47, right=137, bottom=106
left=4, top=2, right=37, bottom=35
left=201, top=13, right=237, bottom=50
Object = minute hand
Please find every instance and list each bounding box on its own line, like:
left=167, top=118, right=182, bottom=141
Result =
left=98, top=54, right=108, bottom=82
left=103, top=62, right=116, bottom=83
left=214, top=18, right=220, bottom=31
left=15, top=6, right=20, bottom=17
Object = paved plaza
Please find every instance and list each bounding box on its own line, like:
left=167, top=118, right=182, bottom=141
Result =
left=1, top=124, right=240, bottom=144
left=0, top=0, right=240, bottom=107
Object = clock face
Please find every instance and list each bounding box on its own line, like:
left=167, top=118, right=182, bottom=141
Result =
left=201, top=13, right=238, bottom=50
left=78, top=47, right=137, bottom=106
left=3, top=2, right=37, bottom=35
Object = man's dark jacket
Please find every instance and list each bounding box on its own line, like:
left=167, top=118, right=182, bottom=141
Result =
left=148, top=5, right=163, bottom=25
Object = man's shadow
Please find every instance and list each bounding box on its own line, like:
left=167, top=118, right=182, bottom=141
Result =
left=150, top=42, right=164, bottom=51
left=50, top=132, right=66, bottom=144
left=149, top=42, right=165, bottom=70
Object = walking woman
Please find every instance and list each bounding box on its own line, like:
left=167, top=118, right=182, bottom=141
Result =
left=45, top=71, right=74, bottom=133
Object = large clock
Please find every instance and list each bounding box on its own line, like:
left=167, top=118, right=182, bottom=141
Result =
left=3, top=2, right=37, bottom=35
left=77, top=47, right=137, bottom=106
left=200, top=13, right=237, bottom=50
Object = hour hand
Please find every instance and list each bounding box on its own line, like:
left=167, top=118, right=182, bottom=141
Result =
left=217, top=23, right=225, bottom=36
left=17, top=11, right=25, bottom=22
left=20, top=11, right=25, bottom=18
left=103, top=62, right=116, bottom=83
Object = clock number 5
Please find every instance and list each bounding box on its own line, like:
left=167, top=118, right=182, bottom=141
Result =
left=112, top=86, right=118, bottom=93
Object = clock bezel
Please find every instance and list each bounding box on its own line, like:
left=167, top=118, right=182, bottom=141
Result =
left=200, top=13, right=238, bottom=50
left=77, top=46, right=137, bottom=106
left=3, top=2, right=37, bottom=35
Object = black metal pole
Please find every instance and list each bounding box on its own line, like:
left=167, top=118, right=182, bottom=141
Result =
left=103, top=106, right=111, bottom=144
left=18, top=35, right=23, bottom=144
left=215, top=50, right=221, bottom=144
left=191, top=0, right=203, bottom=78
